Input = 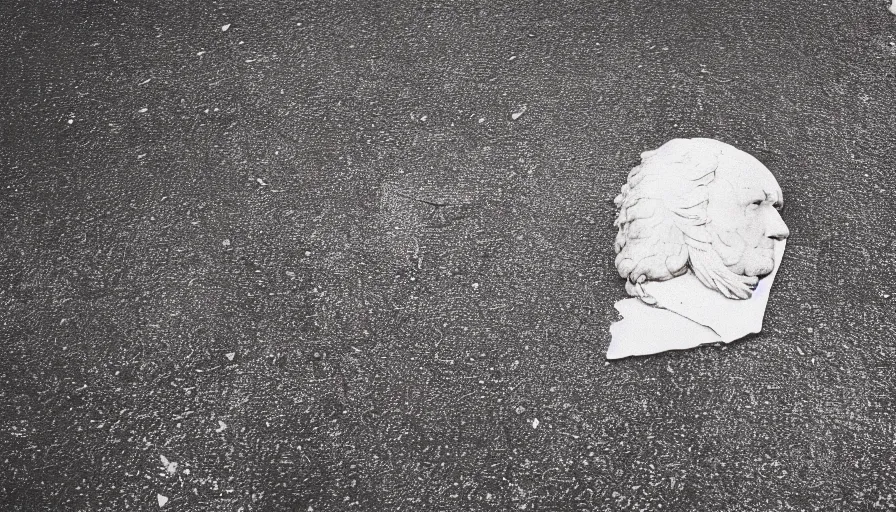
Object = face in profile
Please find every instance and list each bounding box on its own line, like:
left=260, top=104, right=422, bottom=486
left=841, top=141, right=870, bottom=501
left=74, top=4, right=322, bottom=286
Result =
left=705, top=151, right=790, bottom=280
left=614, top=138, right=790, bottom=301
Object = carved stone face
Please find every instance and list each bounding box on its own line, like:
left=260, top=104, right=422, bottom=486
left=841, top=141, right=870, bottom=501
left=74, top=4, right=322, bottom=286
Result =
left=614, top=138, right=789, bottom=301
left=705, top=149, right=789, bottom=279
left=609, top=139, right=792, bottom=358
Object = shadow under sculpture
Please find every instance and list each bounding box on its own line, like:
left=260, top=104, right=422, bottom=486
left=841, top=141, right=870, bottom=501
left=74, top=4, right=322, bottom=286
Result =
left=607, top=138, right=790, bottom=359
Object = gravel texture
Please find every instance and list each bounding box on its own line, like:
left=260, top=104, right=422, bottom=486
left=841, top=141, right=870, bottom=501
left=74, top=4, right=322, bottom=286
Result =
left=1, top=1, right=895, bottom=510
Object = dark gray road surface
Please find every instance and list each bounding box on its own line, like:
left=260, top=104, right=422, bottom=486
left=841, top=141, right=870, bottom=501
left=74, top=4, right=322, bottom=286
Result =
left=2, top=1, right=895, bottom=510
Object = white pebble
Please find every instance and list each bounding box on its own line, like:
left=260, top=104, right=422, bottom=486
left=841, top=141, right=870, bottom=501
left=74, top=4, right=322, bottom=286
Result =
left=531, top=418, right=539, bottom=429
left=221, top=24, right=231, bottom=32
left=225, top=352, right=235, bottom=361
left=139, top=107, right=148, bottom=113
left=157, top=494, right=169, bottom=507
left=215, top=420, right=227, bottom=433
left=159, top=455, right=178, bottom=475
left=67, top=119, right=74, bottom=125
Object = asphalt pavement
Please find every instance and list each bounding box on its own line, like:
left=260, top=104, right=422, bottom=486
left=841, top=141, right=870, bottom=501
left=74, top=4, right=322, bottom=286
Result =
left=1, top=1, right=895, bottom=510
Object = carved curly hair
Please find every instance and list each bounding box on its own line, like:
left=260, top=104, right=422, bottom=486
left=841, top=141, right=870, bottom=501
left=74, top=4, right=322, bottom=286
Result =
left=613, top=139, right=759, bottom=303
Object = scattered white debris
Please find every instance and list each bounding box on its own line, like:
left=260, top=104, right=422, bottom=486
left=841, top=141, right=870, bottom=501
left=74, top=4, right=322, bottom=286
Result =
left=796, top=346, right=805, bottom=356
left=304, top=251, right=311, bottom=257
left=222, top=239, right=231, bottom=247
left=182, top=468, right=190, bottom=475
left=67, top=119, right=74, bottom=125
left=225, top=352, right=235, bottom=361
left=256, top=177, right=268, bottom=186
left=478, top=117, right=485, bottom=124
left=285, top=271, right=296, bottom=278
left=420, top=115, right=427, bottom=121
left=137, top=153, right=146, bottom=159
left=157, top=494, right=169, bottom=507
left=215, top=420, right=227, bottom=433
left=139, top=107, right=148, bottom=113
left=511, top=107, right=526, bottom=120
left=159, top=455, right=177, bottom=475
left=197, top=51, right=206, bottom=56
left=138, top=78, right=152, bottom=85
left=221, top=24, right=231, bottom=32
left=531, top=418, right=539, bottom=429
left=471, top=282, right=480, bottom=290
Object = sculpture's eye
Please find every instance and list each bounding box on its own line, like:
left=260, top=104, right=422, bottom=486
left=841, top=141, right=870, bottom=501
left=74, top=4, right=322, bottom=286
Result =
left=748, top=199, right=763, bottom=209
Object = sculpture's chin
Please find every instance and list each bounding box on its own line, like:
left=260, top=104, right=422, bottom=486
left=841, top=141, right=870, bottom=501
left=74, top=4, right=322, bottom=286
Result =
left=742, top=253, right=776, bottom=279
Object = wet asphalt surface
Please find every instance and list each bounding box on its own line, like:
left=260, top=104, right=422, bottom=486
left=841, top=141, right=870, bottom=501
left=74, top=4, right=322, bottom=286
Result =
left=2, top=1, right=896, bottom=511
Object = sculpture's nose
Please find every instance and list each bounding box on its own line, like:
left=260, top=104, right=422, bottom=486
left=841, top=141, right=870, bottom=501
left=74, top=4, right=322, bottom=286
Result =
left=765, top=208, right=790, bottom=240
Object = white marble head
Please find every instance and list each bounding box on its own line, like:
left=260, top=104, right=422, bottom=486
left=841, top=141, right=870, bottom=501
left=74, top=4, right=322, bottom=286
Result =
left=613, top=138, right=789, bottom=302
